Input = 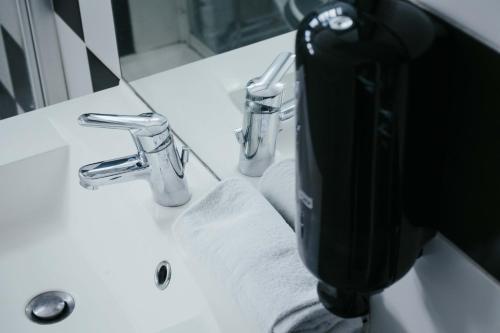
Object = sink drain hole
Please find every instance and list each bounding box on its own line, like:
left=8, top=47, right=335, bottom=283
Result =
left=25, top=291, right=75, bottom=325
left=155, top=260, right=172, bottom=290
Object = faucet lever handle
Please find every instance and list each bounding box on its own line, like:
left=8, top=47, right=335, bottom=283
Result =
left=250, top=52, right=295, bottom=93
left=78, top=112, right=169, bottom=137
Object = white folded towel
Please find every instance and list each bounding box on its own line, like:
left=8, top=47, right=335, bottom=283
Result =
left=259, top=159, right=296, bottom=230
left=175, top=178, right=361, bottom=333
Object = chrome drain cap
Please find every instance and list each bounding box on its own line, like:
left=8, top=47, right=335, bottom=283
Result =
left=26, top=291, right=75, bottom=324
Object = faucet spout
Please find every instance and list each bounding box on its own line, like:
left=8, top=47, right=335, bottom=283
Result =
left=79, top=154, right=149, bottom=190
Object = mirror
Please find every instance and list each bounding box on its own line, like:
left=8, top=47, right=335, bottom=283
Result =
left=112, top=0, right=293, bottom=82
left=108, top=0, right=301, bottom=182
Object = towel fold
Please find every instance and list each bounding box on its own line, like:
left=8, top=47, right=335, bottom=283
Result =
left=175, top=178, right=360, bottom=333
left=259, top=159, right=296, bottom=230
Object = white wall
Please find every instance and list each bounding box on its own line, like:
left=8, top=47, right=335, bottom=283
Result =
left=127, top=0, right=184, bottom=52
left=412, top=0, right=500, bottom=52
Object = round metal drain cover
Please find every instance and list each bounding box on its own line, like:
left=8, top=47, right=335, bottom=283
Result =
left=155, top=260, right=172, bottom=290
left=26, top=291, right=75, bottom=324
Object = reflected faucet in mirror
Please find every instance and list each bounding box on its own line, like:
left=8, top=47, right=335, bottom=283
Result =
left=78, top=112, right=191, bottom=207
left=234, top=52, right=296, bottom=177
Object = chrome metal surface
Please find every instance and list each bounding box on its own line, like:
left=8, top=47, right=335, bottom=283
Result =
left=25, top=291, right=75, bottom=324
left=247, top=52, right=295, bottom=95
left=279, top=99, right=295, bottom=121
left=180, top=146, right=190, bottom=166
left=155, top=260, right=172, bottom=290
left=78, top=112, right=191, bottom=206
left=235, top=52, right=296, bottom=176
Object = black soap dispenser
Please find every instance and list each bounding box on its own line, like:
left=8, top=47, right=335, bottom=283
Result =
left=295, top=0, right=436, bottom=318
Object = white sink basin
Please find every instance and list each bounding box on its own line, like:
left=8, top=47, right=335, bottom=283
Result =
left=0, top=144, right=69, bottom=253
left=0, top=87, right=221, bottom=333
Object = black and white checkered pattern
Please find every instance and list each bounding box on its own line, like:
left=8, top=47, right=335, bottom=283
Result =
left=0, top=1, right=36, bottom=120
left=53, top=0, right=121, bottom=99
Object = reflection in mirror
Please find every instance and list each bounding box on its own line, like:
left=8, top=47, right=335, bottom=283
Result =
left=0, top=0, right=68, bottom=120
left=112, top=0, right=293, bottom=82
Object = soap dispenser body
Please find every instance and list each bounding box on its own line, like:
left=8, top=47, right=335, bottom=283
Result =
left=295, top=0, right=436, bottom=317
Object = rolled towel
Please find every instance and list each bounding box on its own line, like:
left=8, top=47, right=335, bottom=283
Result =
left=175, top=178, right=360, bottom=333
left=259, top=159, right=296, bottom=230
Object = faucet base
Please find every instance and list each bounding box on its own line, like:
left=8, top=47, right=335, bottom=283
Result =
left=238, top=156, right=275, bottom=177
left=78, top=112, right=192, bottom=207
left=153, top=188, right=191, bottom=207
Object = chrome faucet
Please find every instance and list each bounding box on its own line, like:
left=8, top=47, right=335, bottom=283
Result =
left=234, top=52, right=296, bottom=177
left=78, top=112, right=191, bottom=207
